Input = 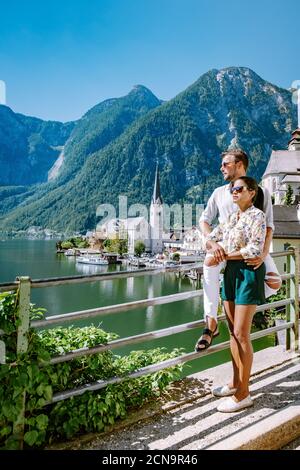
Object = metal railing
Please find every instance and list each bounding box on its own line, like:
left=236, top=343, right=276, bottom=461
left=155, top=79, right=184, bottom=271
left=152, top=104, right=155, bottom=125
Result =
left=0, top=249, right=299, bottom=447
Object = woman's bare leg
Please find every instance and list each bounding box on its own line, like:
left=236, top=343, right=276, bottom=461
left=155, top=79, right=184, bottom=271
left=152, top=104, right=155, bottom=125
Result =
left=223, top=300, right=240, bottom=390
left=232, top=305, right=256, bottom=400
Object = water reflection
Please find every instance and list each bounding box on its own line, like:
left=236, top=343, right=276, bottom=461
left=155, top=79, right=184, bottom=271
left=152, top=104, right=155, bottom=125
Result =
left=126, top=277, right=134, bottom=297
left=74, top=262, right=109, bottom=275
left=146, top=281, right=154, bottom=325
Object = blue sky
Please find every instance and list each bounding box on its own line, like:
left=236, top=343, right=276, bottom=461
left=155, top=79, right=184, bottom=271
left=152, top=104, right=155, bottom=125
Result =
left=0, top=0, right=298, bottom=122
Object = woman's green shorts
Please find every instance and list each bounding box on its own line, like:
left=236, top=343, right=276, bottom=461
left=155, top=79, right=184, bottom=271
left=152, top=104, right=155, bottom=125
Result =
left=221, top=260, right=266, bottom=305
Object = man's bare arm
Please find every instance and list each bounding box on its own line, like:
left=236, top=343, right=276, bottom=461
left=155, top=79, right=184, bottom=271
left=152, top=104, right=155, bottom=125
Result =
left=199, top=221, right=212, bottom=237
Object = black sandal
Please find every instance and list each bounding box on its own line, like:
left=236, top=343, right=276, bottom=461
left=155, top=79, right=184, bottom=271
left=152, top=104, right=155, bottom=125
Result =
left=195, top=326, right=219, bottom=352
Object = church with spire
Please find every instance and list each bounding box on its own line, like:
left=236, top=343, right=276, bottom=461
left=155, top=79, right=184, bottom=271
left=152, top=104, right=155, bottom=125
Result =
left=94, top=164, right=164, bottom=255
left=149, top=163, right=164, bottom=254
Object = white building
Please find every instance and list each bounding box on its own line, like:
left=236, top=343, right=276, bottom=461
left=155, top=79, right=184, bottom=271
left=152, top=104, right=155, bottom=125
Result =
left=149, top=164, right=164, bottom=254
left=126, top=217, right=151, bottom=254
left=95, top=218, right=127, bottom=240
left=262, top=128, right=300, bottom=204
left=163, top=231, right=184, bottom=252
left=95, top=164, right=164, bottom=254
left=182, top=227, right=205, bottom=252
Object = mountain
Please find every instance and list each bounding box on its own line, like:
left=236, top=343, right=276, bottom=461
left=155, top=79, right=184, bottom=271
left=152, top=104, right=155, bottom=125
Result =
left=0, top=67, right=297, bottom=233
left=53, top=84, right=162, bottom=183
left=0, top=105, right=75, bottom=185
left=0, top=85, right=162, bottom=224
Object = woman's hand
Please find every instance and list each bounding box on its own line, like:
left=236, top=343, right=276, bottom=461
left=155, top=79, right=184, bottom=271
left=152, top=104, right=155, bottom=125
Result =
left=244, top=252, right=266, bottom=270
left=206, top=241, right=226, bottom=263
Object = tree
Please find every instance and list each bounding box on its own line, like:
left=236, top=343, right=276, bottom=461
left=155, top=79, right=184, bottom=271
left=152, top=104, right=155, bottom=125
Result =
left=284, top=184, right=294, bottom=206
left=103, top=239, right=112, bottom=249
left=103, top=236, right=128, bottom=255
left=61, top=241, right=73, bottom=249
left=56, top=240, right=62, bottom=250
left=118, top=238, right=128, bottom=256
left=134, top=240, right=145, bottom=257
left=172, top=252, right=180, bottom=262
left=77, top=240, right=90, bottom=248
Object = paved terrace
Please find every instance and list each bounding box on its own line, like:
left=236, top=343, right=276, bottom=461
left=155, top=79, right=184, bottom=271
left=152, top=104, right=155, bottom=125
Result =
left=49, top=345, right=300, bottom=451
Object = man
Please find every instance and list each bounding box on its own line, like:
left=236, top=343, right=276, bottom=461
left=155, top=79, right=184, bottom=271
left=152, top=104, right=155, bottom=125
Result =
left=195, top=149, right=281, bottom=351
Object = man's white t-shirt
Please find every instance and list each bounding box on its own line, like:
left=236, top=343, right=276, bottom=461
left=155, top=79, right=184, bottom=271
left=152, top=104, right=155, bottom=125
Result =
left=199, top=183, right=274, bottom=231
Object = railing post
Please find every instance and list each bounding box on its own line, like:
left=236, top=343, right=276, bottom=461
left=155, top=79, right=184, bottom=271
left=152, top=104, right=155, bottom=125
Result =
left=0, top=329, right=5, bottom=364
left=286, top=250, right=291, bottom=350
left=13, top=276, right=31, bottom=449
left=291, top=247, right=299, bottom=352
left=197, top=269, right=202, bottom=289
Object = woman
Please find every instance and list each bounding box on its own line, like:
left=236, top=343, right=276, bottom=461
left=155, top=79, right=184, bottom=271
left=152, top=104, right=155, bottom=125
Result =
left=204, top=176, right=266, bottom=412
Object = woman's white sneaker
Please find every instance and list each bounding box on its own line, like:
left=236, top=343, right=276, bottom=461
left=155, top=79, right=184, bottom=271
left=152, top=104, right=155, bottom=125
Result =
left=217, top=395, right=253, bottom=413
left=212, top=385, right=237, bottom=397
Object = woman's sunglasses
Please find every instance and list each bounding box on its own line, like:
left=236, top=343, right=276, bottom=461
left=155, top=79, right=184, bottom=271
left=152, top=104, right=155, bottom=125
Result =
left=230, top=185, right=248, bottom=194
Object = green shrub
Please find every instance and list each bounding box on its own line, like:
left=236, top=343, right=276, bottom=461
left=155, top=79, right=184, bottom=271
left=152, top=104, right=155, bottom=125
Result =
left=0, top=291, right=183, bottom=449
left=61, top=241, right=73, bottom=250
left=252, top=284, right=287, bottom=330
left=265, top=284, right=287, bottom=324
left=134, top=241, right=145, bottom=257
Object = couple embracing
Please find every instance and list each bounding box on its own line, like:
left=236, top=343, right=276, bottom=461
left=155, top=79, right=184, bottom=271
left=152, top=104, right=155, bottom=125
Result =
left=196, top=149, right=281, bottom=412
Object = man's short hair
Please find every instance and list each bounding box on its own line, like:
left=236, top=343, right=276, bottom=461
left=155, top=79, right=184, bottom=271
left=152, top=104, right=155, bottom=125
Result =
left=221, top=148, right=249, bottom=171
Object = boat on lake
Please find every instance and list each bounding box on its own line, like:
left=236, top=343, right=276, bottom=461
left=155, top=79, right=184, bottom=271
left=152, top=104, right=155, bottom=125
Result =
left=76, top=256, right=109, bottom=265
left=65, top=248, right=76, bottom=256
left=128, top=257, right=147, bottom=267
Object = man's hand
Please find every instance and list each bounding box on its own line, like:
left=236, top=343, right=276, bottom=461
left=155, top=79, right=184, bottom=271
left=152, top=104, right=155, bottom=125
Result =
left=207, top=241, right=226, bottom=263
left=245, top=253, right=267, bottom=270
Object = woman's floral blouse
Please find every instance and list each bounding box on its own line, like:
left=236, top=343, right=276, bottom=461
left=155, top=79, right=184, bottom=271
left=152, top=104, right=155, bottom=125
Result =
left=206, top=205, right=266, bottom=259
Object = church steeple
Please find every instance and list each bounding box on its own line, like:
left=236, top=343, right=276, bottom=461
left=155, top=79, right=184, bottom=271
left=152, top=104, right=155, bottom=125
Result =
left=150, top=162, right=163, bottom=254
left=152, top=163, right=163, bottom=205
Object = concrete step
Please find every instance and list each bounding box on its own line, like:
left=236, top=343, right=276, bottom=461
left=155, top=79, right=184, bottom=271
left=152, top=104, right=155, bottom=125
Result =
left=206, top=402, right=300, bottom=450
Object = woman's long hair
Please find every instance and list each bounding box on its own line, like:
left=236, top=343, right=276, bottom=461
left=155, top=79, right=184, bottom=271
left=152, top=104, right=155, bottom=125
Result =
left=234, top=176, right=264, bottom=211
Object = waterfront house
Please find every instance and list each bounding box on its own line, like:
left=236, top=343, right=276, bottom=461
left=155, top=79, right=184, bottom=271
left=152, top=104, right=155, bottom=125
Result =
left=262, top=128, right=300, bottom=204
left=182, top=226, right=205, bottom=252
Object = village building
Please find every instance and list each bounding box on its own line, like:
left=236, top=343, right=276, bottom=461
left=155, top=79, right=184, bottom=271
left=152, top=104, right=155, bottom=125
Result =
left=94, top=164, right=164, bottom=255
left=262, top=128, right=300, bottom=205
left=95, top=218, right=127, bottom=240
left=126, top=217, right=151, bottom=254
left=262, top=99, right=300, bottom=274
left=163, top=231, right=183, bottom=252
left=182, top=226, right=205, bottom=252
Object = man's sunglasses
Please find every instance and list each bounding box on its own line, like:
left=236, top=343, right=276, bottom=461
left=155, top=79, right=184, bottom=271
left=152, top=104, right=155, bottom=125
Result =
left=230, top=185, right=248, bottom=194
left=221, top=160, right=236, bottom=168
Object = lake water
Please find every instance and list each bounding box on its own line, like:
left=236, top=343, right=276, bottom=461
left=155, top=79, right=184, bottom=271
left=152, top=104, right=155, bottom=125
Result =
left=0, top=239, right=274, bottom=376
